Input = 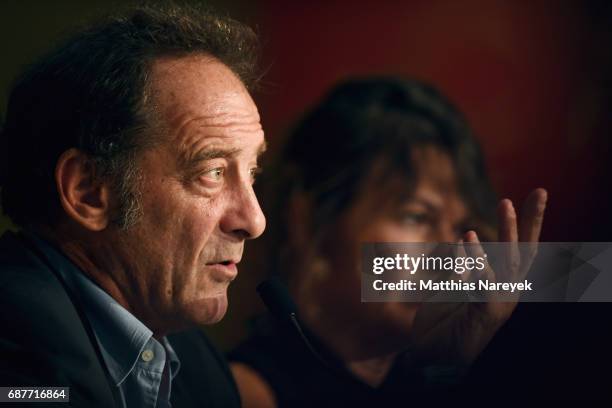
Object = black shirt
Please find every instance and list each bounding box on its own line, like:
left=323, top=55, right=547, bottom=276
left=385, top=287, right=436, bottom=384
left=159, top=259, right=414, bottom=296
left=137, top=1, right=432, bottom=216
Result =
left=231, top=305, right=612, bottom=407
left=229, top=314, right=466, bottom=408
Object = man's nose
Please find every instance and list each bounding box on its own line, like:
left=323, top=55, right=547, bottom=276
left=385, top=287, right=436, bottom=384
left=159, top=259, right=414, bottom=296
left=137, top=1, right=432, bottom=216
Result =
left=220, top=182, right=266, bottom=240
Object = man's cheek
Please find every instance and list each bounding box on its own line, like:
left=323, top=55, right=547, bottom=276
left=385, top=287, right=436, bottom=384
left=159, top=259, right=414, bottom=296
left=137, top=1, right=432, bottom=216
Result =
left=186, top=203, right=222, bottom=243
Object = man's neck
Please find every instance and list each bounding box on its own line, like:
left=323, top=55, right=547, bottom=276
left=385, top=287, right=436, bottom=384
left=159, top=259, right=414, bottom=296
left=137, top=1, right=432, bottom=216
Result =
left=34, top=225, right=159, bottom=334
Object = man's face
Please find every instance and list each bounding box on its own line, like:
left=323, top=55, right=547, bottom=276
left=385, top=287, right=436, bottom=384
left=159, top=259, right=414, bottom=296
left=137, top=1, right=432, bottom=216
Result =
left=109, top=55, right=266, bottom=331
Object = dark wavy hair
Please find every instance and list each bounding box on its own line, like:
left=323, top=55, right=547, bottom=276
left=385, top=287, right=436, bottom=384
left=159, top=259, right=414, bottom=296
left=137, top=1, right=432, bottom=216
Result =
left=0, top=4, right=260, bottom=228
left=264, top=77, right=497, bottom=275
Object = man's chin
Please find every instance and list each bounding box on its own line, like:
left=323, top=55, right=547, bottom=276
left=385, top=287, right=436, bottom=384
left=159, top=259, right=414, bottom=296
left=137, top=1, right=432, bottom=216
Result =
left=195, top=294, right=228, bottom=324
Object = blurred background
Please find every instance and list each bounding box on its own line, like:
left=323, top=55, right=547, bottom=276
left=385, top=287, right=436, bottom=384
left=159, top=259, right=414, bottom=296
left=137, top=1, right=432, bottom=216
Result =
left=1, top=0, right=611, bottom=350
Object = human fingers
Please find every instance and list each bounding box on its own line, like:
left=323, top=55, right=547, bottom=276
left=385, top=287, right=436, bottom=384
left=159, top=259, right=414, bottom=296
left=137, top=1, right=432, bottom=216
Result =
left=519, top=188, right=548, bottom=243
left=497, top=199, right=521, bottom=278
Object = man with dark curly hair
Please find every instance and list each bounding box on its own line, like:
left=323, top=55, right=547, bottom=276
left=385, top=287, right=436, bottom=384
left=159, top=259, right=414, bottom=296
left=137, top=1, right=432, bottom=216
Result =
left=0, top=5, right=266, bottom=407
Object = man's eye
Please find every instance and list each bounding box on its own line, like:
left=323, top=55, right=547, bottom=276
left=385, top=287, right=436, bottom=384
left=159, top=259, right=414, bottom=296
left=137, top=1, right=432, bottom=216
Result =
left=249, top=166, right=262, bottom=183
left=202, top=168, right=225, bottom=181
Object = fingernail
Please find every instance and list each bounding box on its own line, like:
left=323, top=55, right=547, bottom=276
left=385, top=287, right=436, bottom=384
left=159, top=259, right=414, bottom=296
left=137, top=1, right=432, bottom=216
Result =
left=540, top=188, right=548, bottom=204
left=465, top=230, right=479, bottom=243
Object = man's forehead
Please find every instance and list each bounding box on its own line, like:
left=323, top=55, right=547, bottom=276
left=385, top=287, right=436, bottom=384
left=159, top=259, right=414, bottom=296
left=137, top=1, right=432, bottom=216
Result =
left=146, top=54, right=262, bottom=151
left=148, top=54, right=256, bottom=115
left=151, top=54, right=239, bottom=86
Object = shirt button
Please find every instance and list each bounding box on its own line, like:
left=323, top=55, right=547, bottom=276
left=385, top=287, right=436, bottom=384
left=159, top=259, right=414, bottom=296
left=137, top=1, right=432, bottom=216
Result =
left=141, top=349, right=154, bottom=362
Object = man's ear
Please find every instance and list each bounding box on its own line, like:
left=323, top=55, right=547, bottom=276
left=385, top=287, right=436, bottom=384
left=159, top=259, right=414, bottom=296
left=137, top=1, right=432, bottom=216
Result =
left=55, top=148, right=111, bottom=231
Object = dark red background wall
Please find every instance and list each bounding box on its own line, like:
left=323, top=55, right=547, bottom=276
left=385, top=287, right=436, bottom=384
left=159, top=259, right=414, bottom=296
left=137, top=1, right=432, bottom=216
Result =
left=249, top=0, right=612, bottom=242
left=1, top=1, right=609, bottom=242
left=214, top=0, right=612, bottom=347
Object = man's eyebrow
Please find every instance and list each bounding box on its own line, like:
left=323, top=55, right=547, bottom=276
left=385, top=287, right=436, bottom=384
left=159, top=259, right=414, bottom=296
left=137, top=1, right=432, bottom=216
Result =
left=180, top=147, right=241, bottom=170
left=180, top=140, right=267, bottom=170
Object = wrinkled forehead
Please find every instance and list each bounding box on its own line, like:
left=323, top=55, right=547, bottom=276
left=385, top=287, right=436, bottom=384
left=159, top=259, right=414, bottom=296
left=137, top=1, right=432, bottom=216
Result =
left=147, top=54, right=259, bottom=124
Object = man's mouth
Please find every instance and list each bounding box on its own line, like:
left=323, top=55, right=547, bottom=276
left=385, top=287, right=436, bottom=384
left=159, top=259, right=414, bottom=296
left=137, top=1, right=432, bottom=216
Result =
left=206, top=260, right=239, bottom=281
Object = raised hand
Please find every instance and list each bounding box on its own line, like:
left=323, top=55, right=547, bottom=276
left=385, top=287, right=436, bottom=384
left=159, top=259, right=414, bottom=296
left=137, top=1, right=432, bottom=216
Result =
left=406, top=188, right=548, bottom=367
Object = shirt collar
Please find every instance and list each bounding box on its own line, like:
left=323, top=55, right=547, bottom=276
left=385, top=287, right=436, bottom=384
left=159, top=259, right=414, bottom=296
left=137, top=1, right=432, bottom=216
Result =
left=24, top=231, right=181, bottom=385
